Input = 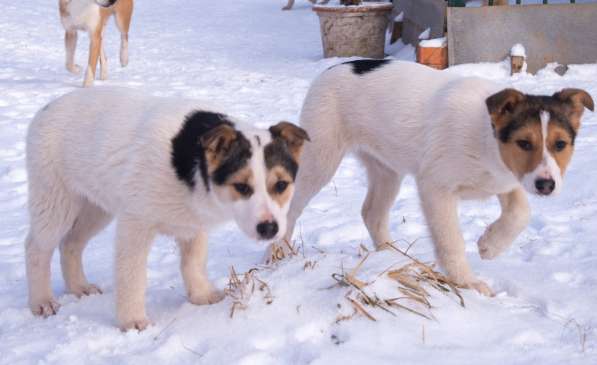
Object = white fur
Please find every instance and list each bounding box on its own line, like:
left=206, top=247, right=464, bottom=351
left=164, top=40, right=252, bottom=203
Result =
left=25, top=87, right=288, bottom=329
left=275, top=61, right=537, bottom=295
left=521, top=111, right=562, bottom=195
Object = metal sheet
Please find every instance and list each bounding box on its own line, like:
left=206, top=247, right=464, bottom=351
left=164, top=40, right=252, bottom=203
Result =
left=396, top=0, right=446, bottom=46
left=448, top=4, right=597, bottom=73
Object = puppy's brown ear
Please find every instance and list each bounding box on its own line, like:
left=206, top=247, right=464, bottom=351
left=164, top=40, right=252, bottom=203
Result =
left=199, top=123, right=237, bottom=171
left=553, top=88, right=594, bottom=130
left=269, top=121, right=311, bottom=160
left=486, top=88, right=526, bottom=128
left=554, top=88, right=594, bottom=112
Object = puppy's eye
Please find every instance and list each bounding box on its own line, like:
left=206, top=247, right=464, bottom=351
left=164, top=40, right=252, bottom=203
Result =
left=516, top=140, right=533, bottom=151
left=233, top=183, right=253, bottom=197
left=554, top=140, right=567, bottom=152
left=273, top=181, right=289, bottom=194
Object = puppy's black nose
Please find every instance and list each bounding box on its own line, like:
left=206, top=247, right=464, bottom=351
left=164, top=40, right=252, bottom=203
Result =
left=256, top=221, right=278, bottom=239
left=535, top=178, right=555, bottom=195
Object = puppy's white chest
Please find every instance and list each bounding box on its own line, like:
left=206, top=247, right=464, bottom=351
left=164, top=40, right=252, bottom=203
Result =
left=61, top=0, right=101, bottom=30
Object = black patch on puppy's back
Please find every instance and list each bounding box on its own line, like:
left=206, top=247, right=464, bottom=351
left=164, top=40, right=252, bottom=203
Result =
left=342, top=59, right=391, bottom=75
left=264, top=139, right=299, bottom=180
left=171, top=110, right=234, bottom=190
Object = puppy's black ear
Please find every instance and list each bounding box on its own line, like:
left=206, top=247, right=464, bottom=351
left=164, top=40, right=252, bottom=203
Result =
left=269, top=121, right=310, bottom=160
left=486, top=88, right=526, bottom=126
left=199, top=123, right=238, bottom=170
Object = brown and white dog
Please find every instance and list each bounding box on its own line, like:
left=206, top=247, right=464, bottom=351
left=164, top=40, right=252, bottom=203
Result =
left=25, top=87, right=309, bottom=330
left=59, top=0, right=133, bottom=87
left=270, top=60, right=594, bottom=295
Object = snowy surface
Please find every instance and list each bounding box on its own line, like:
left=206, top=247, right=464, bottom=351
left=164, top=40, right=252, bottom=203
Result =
left=1, top=0, right=597, bottom=364
left=419, top=37, right=447, bottom=48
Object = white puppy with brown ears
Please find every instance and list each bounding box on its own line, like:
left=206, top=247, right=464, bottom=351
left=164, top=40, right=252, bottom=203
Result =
left=25, top=87, right=309, bottom=330
left=59, top=0, right=133, bottom=87
left=271, top=60, right=593, bottom=295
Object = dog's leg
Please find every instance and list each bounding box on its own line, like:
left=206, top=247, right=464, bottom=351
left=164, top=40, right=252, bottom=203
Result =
left=264, top=130, right=346, bottom=263
left=64, top=30, right=81, bottom=74
left=26, top=233, right=61, bottom=317
left=282, top=0, right=295, bottom=10
left=358, top=152, right=403, bottom=250
left=177, top=232, right=224, bottom=305
left=114, top=0, right=133, bottom=67
left=418, top=184, right=494, bottom=296
left=60, top=201, right=112, bottom=297
left=477, top=187, right=530, bottom=260
left=115, top=218, right=156, bottom=331
left=83, top=28, right=102, bottom=87
left=26, top=189, right=82, bottom=317
left=99, top=43, right=108, bottom=81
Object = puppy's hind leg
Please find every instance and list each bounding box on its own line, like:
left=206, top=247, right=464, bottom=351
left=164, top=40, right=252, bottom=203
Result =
left=114, top=0, right=133, bottom=67
left=83, top=28, right=102, bottom=87
left=60, top=200, right=112, bottom=297
left=99, top=43, right=108, bottom=81
left=177, top=232, right=224, bottom=306
left=418, top=183, right=494, bottom=296
left=26, top=190, right=83, bottom=317
left=358, top=151, right=403, bottom=251
left=64, top=30, right=81, bottom=74
left=477, top=187, right=530, bottom=260
left=115, top=218, right=156, bottom=331
left=265, top=127, right=347, bottom=263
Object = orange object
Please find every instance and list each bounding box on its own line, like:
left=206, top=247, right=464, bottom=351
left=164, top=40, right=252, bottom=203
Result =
left=416, top=44, right=448, bottom=70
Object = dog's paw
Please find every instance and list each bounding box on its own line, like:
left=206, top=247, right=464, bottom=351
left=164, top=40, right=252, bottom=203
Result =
left=477, top=227, right=509, bottom=260
left=67, top=64, right=82, bottom=75
left=120, top=318, right=151, bottom=332
left=30, top=298, right=60, bottom=317
left=464, top=280, right=495, bottom=297
left=100, top=69, right=108, bottom=81
left=189, top=288, right=225, bottom=306
left=120, top=50, right=128, bottom=67
left=69, top=283, right=103, bottom=298
left=82, top=70, right=94, bottom=87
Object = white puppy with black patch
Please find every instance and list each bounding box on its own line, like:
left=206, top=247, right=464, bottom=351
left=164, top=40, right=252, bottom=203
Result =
left=271, top=60, right=593, bottom=295
left=25, top=87, right=309, bottom=330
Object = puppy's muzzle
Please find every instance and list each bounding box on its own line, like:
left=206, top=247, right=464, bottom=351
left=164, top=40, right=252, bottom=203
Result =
left=256, top=221, right=278, bottom=240
left=535, top=178, right=555, bottom=196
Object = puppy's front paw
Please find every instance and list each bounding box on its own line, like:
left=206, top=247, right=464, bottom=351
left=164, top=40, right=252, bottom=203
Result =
left=30, top=298, right=60, bottom=317
left=189, top=288, right=224, bottom=306
left=120, top=318, right=151, bottom=332
left=67, top=64, right=82, bottom=74
left=477, top=226, right=509, bottom=260
left=464, top=280, right=495, bottom=297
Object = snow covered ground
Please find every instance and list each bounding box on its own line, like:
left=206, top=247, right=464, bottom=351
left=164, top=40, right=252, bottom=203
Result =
left=1, top=0, right=597, bottom=364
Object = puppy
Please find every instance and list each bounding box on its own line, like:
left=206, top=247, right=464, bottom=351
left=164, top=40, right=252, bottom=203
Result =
left=271, top=60, right=593, bottom=295
left=59, top=0, right=133, bottom=87
left=282, top=0, right=330, bottom=11
left=25, top=87, right=309, bottom=330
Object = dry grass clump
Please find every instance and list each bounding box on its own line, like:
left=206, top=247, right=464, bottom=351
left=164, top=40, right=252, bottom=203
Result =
left=224, top=266, right=273, bottom=318
left=264, top=239, right=299, bottom=265
left=332, top=242, right=465, bottom=322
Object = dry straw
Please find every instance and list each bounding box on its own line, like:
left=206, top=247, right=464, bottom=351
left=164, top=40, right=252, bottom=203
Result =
left=224, top=266, right=274, bottom=318
left=332, top=242, right=465, bottom=322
